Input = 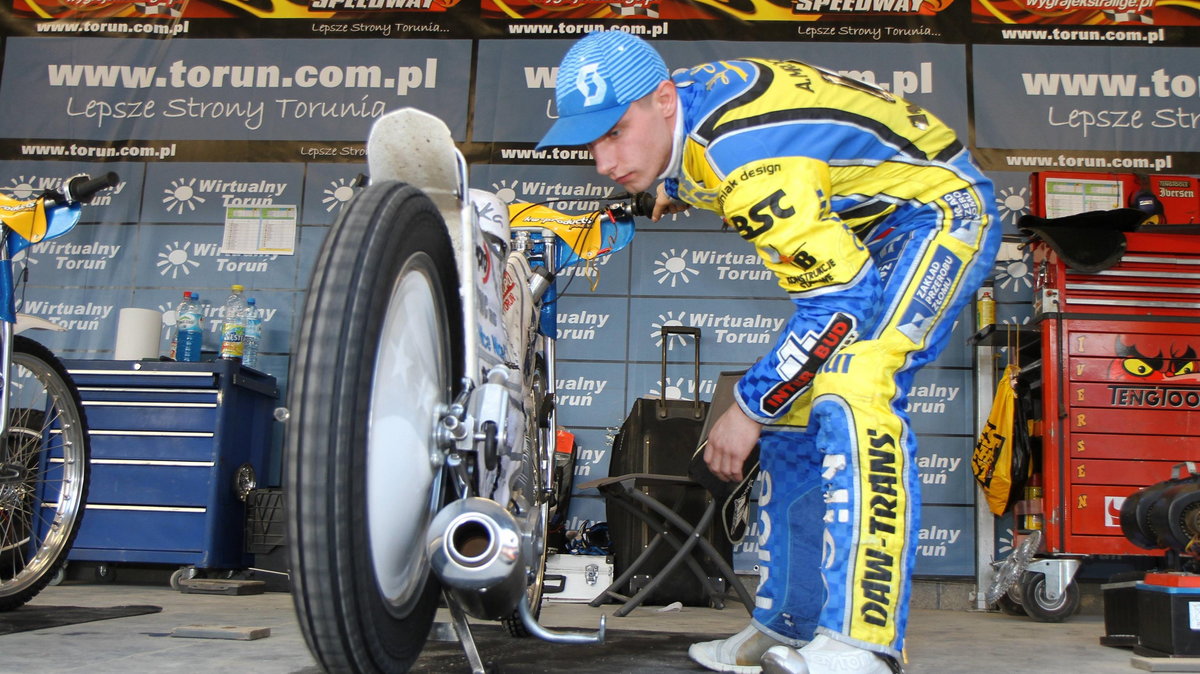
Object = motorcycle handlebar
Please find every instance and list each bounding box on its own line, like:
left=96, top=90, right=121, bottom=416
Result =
left=64, top=172, right=120, bottom=204
left=629, top=192, right=656, bottom=218
left=605, top=192, right=656, bottom=220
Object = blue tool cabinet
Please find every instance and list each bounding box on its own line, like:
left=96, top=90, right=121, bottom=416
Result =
left=62, top=359, right=277, bottom=571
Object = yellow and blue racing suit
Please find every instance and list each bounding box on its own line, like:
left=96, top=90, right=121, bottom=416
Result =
left=664, top=58, right=1000, bottom=659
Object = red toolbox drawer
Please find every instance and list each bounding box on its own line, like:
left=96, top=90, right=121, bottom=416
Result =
left=1069, top=459, right=1182, bottom=486
left=1070, top=484, right=1139, bottom=536
left=1064, top=408, right=1200, bottom=436
left=1065, top=433, right=1198, bottom=461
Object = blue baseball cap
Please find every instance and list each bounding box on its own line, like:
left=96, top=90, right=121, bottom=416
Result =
left=536, top=32, right=668, bottom=150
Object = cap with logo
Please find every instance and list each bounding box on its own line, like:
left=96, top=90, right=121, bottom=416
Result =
left=536, top=31, right=668, bottom=150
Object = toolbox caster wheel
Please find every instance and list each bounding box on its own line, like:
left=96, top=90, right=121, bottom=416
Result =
left=94, top=564, right=116, bottom=583
left=1020, top=571, right=1080, bottom=622
left=48, top=564, right=67, bottom=587
left=170, top=567, right=199, bottom=591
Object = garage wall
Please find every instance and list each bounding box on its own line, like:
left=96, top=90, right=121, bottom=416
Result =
left=0, top=0, right=1194, bottom=577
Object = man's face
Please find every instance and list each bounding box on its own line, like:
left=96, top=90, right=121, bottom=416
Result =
left=587, top=85, right=674, bottom=194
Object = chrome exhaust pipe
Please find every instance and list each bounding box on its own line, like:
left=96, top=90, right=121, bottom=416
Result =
left=426, top=497, right=528, bottom=620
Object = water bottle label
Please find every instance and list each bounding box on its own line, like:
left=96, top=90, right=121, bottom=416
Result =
left=221, top=325, right=245, bottom=358
left=177, top=329, right=203, bottom=362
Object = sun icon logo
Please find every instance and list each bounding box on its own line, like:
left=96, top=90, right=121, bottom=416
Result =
left=489, top=179, right=519, bottom=205
left=995, top=186, right=1029, bottom=226
left=650, top=311, right=691, bottom=349
left=156, top=241, right=201, bottom=278
left=649, top=376, right=692, bottom=400
left=162, top=178, right=205, bottom=215
left=9, top=246, right=37, bottom=281
left=321, top=178, right=358, bottom=213
left=994, top=254, right=1033, bottom=293
left=652, top=249, right=700, bottom=288
left=158, top=301, right=179, bottom=328
left=3, top=175, right=42, bottom=200
left=996, top=526, right=1015, bottom=556
left=1000, top=315, right=1032, bottom=331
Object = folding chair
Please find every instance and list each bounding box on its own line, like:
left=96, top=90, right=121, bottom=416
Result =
left=579, top=370, right=757, bottom=617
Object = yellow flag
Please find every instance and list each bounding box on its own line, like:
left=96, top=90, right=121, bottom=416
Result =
left=972, top=363, right=1022, bottom=516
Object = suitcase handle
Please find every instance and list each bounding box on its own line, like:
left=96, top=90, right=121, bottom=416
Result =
left=658, top=326, right=703, bottom=420
left=543, top=573, right=566, bottom=594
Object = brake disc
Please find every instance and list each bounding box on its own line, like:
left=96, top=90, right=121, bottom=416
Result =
left=985, top=529, right=1043, bottom=606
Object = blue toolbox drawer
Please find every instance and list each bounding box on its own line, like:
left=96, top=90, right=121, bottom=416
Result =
left=82, top=403, right=219, bottom=433
left=64, top=359, right=278, bottom=570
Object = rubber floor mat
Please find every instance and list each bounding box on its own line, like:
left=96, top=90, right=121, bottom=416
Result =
left=0, top=604, right=162, bottom=635
left=413, top=625, right=726, bottom=673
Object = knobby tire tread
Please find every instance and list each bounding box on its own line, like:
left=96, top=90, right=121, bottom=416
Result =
left=0, top=336, right=90, bottom=612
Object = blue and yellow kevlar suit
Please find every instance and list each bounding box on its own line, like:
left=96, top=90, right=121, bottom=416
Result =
left=663, top=58, right=1000, bottom=659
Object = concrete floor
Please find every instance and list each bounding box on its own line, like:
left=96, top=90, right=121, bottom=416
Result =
left=0, top=575, right=1163, bottom=674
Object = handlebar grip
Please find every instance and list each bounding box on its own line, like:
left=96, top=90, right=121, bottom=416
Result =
left=630, top=192, right=656, bottom=218
left=65, top=172, right=119, bottom=204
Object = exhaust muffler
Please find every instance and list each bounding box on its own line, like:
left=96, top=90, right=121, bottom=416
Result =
left=426, top=497, right=528, bottom=620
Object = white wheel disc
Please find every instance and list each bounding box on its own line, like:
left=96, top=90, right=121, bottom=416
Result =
left=366, top=255, right=447, bottom=611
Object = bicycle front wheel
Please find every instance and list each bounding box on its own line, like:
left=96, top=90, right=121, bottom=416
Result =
left=0, top=336, right=90, bottom=611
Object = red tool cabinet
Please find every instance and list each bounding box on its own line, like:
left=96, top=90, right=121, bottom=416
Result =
left=1032, top=231, right=1200, bottom=556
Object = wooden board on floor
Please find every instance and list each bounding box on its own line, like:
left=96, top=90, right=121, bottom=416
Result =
left=179, top=579, right=266, bottom=595
left=171, top=624, right=271, bottom=641
left=1132, top=655, right=1200, bottom=672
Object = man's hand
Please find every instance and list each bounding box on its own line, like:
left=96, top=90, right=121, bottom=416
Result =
left=651, top=182, right=690, bottom=222
left=703, top=403, right=763, bottom=483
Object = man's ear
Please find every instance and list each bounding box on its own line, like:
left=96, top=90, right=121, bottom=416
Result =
left=654, top=80, right=677, bottom=118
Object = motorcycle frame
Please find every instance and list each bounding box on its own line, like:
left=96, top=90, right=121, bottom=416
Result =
left=363, top=108, right=602, bottom=657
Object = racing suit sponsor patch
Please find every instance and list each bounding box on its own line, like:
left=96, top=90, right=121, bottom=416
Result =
left=854, top=427, right=903, bottom=638
left=761, top=312, right=858, bottom=416
left=896, top=244, right=961, bottom=345
left=943, top=188, right=984, bottom=245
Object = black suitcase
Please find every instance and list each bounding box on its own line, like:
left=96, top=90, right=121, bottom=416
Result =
left=607, top=326, right=734, bottom=606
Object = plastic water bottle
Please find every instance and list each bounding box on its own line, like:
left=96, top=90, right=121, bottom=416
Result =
left=167, top=291, right=192, bottom=360
left=175, top=292, right=204, bottom=363
left=220, top=284, right=248, bottom=362
left=242, top=298, right=261, bottom=369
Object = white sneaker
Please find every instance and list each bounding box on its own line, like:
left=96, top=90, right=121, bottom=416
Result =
left=688, top=624, right=794, bottom=673
left=760, top=635, right=895, bottom=674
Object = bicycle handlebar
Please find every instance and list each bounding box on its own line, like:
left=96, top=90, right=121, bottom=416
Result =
left=64, top=172, right=119, bottom=205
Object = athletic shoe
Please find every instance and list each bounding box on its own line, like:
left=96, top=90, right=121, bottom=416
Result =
left=688, top=624, right=795, bottom=673
left=760, top=635, right=895, bottom=674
